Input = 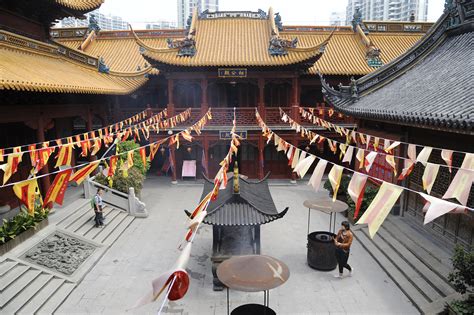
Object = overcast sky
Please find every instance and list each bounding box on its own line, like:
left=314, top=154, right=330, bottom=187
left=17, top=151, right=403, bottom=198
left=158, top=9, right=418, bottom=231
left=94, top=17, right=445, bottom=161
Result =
left=99, top=0, right=445, bottom=27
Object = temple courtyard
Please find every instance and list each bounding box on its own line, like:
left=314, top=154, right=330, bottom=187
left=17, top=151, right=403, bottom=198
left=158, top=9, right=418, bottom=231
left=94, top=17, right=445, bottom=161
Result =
left=42, top=177, right=423, bottom=314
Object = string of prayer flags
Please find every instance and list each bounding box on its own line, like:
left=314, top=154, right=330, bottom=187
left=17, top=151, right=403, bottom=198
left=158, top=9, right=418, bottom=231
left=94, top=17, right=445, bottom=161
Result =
left=441, top=149, right=453, bottom=173
left=357, top=182, right=403, bottom=238
left=422, top=163, right=440, bottom=194
left=149, top=142, right=161, bottom=161
left=416, top=146, right=432, bottom=166
left=328, top=164, right=344, bottom=201
left=421, top=193, right=463, bottom=225
left=44, top=169, right=73, bottom=209
left=1, top=152, right=23, bottom=184
left=33, top=147, right=54, bottom=174
left=13, top=177, right=41, bottom=215
left=442, top=153, right=474, bottom=206
left=293, top=155, right=315, bottom=178
left=364, top=151, right=377, bottom=172
left=384, top=141, right=401, bottom=154
left=70, top=161, right=99, bottom=185
left=348, top=173, right=368, bottom=219
left=55, top=144, right=73, bottom=168
left=90, top=138, right=102, bottom=156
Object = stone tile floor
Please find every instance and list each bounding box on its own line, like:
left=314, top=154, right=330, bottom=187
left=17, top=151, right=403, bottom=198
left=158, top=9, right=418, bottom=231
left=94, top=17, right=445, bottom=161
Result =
left=57, top=176, right=418, bottom=314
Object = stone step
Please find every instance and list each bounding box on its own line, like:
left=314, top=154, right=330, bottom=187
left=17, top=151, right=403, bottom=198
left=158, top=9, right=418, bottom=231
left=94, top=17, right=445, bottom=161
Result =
left=0, top=264, right=30, bottom=291
left=377, top=228, right=454, bottom=297
left=383, top=219, right=453, bottom=281
left=354, top=230, right=430, bottom=312
left=360, top=227, right=442, bottom=302
left=0, top=269, right=42, bottom=308
left=0, top=273, right=53, bottom=314
left=49, top=198, right=89, bottom=226
left=73, top=206, right=115, bottom=236
left=16, top=278, right=66, bottom=315
left=56, top=203, right=93, bottom=229
left=0, top=259, right=18, bottom=277
left=35, top=281, right=76, bottom=314
left=386, top=216, right=452, bottom=268
left=85, top=208, right=124, bottom=240
left=100, top=215, right=135, bottom=246
left=67, top=206, right=112, bottom=233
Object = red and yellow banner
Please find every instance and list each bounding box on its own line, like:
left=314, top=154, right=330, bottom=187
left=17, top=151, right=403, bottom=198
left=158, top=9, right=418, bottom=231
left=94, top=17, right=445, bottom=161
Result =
left=44, top=169, right=72, bottom=208
left=13, top=177, right=41, bottom=215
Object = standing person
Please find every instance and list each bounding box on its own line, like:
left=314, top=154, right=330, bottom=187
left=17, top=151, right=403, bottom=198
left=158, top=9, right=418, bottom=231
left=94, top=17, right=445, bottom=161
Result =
left=94, top=188, right=105, bottom=228
left=334, top=221, right=353, bottom=278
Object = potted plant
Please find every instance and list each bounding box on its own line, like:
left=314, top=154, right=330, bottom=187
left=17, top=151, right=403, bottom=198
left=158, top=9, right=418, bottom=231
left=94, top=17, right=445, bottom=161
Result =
left=445, top=245, right=473, bottom=314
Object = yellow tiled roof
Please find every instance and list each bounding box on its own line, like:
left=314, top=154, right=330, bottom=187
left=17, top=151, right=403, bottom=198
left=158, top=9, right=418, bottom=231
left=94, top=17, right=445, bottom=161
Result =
left=136, top=17, right=329, bottom=67
left=59, top=37, right=163, bottom=73
left=56, top=25, right=424, bottom=76
left=55, top=0, right=104, bottom=11
left=0, top=31, right=149, bottom=95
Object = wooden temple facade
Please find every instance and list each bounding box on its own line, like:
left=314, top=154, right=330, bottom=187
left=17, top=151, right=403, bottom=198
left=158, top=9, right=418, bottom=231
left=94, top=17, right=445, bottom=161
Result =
left=1, top=1, right=433, bottom=206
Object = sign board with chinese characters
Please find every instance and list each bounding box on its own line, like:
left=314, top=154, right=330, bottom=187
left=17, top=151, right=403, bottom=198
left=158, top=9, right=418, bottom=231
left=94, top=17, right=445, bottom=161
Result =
left=218, top=68, right=247, bottom=78
left=219, top=131, right=247, bottom=140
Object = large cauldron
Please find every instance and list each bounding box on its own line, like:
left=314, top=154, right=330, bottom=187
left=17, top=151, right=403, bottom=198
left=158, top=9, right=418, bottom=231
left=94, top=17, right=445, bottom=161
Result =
left=307, top=231, right=337, bottom=271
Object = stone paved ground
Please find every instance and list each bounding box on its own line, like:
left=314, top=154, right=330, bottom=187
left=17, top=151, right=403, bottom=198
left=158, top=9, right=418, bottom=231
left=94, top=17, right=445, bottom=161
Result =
left=57, top=177, right=418, bottom=314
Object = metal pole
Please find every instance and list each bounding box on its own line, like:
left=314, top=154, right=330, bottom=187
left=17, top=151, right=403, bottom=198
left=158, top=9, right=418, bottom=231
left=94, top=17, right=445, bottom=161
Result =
left=227, top=287, right=230, bottom=315
left=307, top=208, right=310, bottom=236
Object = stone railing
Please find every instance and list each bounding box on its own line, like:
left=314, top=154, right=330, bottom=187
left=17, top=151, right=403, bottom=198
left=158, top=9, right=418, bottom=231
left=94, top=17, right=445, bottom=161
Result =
left=84, top=176, right=148, bottom=218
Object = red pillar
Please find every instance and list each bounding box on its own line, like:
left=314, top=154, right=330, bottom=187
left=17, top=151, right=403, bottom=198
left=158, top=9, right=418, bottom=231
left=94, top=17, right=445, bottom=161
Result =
left=167, top=78, right=175, bottom=116
left=257, top=78, right=265, bottom=120
left=258, top=136, right=265, bottom=180
left=201, top=78, right=208, bottom=115
left=291, top=77, right=300, bottom=123
left=170, top=146, right=177, bottom=183
left=37, top=115, right=51, bottom=194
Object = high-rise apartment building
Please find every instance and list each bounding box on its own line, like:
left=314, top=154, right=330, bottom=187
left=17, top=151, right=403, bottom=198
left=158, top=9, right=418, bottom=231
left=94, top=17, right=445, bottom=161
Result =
left=177, top=0, right=219, bottom=28
left=146, top=21, right=178, bottom=30
left=346, top=0, right=429, bottom=25
left=55, top=10, right=128, bottom=30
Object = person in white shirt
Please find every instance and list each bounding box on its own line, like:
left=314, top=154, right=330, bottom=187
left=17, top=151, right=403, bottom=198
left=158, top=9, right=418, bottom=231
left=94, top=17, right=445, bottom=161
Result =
left=94, top=188, right=105, bottom=227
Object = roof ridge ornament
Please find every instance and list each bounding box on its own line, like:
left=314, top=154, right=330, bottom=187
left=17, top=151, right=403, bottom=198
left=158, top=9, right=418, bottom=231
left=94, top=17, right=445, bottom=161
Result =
left=351, top=7, right=369, bottom=34
left=274, top=12, right=283, bottom=32
left=268, top=36, right=298, bottom=56
left=444, top=0, right=474, bottom=29
left=98, top=57, right=109, bottom=73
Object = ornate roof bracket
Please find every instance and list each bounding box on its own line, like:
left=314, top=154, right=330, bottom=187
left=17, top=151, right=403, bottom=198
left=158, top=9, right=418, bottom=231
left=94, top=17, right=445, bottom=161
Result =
left=319, top=72, right=357, bottom=101
left=351, top=8, right=369, bottom=34
left=268, top=36, right=298, bottom=56
left=445, top=0, right=474, bottom=29
left=166, top=37, right=196, bottom=57
left=98, top=57, right=109, bottom=73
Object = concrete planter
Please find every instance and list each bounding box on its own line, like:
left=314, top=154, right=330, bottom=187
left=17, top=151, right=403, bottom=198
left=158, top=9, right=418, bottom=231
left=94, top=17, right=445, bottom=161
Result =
left=0, top=218, right=49, bottom=256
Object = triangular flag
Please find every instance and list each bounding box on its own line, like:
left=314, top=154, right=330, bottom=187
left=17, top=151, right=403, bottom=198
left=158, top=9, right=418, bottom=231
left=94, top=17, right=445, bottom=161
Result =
left=294, top=155, right=316, bottom=178
left=357, top=182, right=403, bottom=238
left=308, top=159, right=327, bottom=191
left=108, top=156, right=118, bottom=177
left=407, top=144, right=417, bottom=162
left=386, top=154, right=397, bottom=176
left=366, top=135, right=371, bottom=150
left=328, top=164, right=344, bottom=201
left=442, top=153, right=474, bottom=206
left=139, top=147, right=147, bottom=167
left=291, top=148, right=300, bottom=169
left=1, top=152, right=23, bottom=185
left=44, top=169, right=72, bottom=208
left=13, top=177, right=42, bottom=215
left=342, top=146, right=354, bottom=164
left=356, top=148, right=365, bottom=169
left=384, top=141, right=400, bottom=153
left=127, top=151, right=134, bottom=168
left=398, top=159, right=415, bottom=181
left=70, top=161, right=99, bottom=185
left=364, top=151, right=377, bottom=172
left=420, top=193, right=462, bottom=224
left=422, top=163, right=440, bottom=194
left=348, top=173, right=368, bottom=219
left=441, top=149, right=453, bottom=173
left=416, top=147, right=432, bottom=166
left=55, top=144, right=73, bottom=168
